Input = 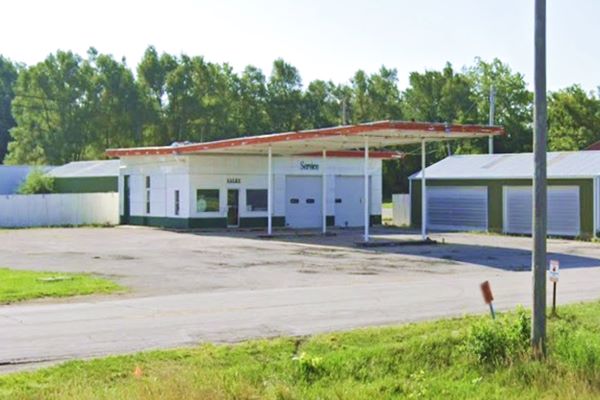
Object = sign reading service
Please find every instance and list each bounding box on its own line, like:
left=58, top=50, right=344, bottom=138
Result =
left=299, top=161, right=319, bottom=171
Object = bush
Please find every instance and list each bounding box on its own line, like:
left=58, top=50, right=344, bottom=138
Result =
left=18, top=169, right=55, bottom=194
left=466, top=306, right=531, bottom=366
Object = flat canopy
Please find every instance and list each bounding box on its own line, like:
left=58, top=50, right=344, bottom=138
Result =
left=106, top=120, right=504, bottom=158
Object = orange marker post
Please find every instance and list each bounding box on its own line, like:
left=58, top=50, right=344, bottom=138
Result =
left=480, top=280, right=495, bottom=319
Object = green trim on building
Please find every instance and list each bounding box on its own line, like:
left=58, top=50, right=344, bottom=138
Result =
left=410, top=178, right=594, bottom=236
left=370, top=215, right=382, bottom=226
left=188, top=218, right=228, bottom=229
left=123, top=214, right=382, bottom=229
left=126, top=216, right=227, bottom=229
left=54, top=176, right=118, bottom=193
left=127, top=216, right=191, bottom=229
left=239, top=216, right=286, bottom=228
left=124, top=215, right=288, bottom=229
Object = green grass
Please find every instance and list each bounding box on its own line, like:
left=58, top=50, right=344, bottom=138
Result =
left=0, top=268, right=122, bottom=304
left=382, top=202, right=393, bottom=209
left=2, top=302, right=600, bottom=399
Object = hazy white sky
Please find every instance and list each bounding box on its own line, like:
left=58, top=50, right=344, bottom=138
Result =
left=2, top=0, right=598, bottom=92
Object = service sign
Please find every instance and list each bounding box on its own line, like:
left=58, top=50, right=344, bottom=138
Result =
left=299, top=161, right=319, bottom=171
left=549, top=260, right=559, bottom=282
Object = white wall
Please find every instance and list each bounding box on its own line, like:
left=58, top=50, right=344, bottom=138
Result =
left=0, top=193, right=119, bottom=228
left=119, top=156, right=190, bottom=219
left=119, top=154, right=383, bottom=220
left=392, top=194, right=411, bottom=226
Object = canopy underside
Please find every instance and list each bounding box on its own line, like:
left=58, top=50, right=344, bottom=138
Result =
left=106, top=121, right=504, bottom=158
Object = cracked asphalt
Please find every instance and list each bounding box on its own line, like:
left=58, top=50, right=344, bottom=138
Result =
left=1, top=226, right=600, bottom=372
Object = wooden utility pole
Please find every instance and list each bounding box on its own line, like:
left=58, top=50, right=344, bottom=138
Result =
left=532, top=0, right=547, bottom=357
left=488, top=86, right=495, bottom=154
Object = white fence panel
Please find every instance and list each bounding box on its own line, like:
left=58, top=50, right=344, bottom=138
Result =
left=0, top=193, right=119, bottom=228
left=392, top=194, right=411, bottom=226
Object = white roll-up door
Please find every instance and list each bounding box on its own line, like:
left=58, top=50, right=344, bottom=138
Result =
left=285, top=176, right=322, bottom=228
left=503, top=186, right=580, bottom=236
left=426, top=186, right=488, bottom=231
left=334, top=176, right=369, bottom=227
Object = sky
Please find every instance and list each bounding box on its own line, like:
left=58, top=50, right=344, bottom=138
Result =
left=2, top=0, right=599, bottom=92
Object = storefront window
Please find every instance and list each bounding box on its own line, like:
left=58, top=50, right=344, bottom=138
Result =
left=246, top=189, right=268, bottom=211
left=196, top=189, right=220, bottom=212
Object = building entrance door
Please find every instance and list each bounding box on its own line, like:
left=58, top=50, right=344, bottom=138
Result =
left=227, top=189, right=239, bottom=227
left=122, top=175, right=130, bottom=224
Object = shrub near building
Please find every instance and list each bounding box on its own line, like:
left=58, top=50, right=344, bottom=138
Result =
left=17, top=169, right=55, bottom=194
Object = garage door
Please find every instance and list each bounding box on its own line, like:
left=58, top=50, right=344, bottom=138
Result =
left=335, top=176, right=369, bottom=227
left=427, top=186, right=488, bottom=231
left=285, top=176, right=322, bottom=228
left=503, top=186, right=580, bottom=236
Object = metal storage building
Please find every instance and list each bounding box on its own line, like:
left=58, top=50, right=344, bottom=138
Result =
left=410, top=151, right=600, bottom=238
left=47, top=160, right=119, bottom=193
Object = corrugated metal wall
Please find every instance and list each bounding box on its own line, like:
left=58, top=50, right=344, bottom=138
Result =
left=0, top=193, right=119, bottom=227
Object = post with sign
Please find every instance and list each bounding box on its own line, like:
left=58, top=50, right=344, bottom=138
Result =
left=549, top=260, right=559, bottom=316
left=480, top=281, right=495, bottom=319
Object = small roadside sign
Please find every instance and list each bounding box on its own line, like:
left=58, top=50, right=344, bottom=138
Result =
left=549, top=260, right=559, bottom=283
left=480, top=281, right=495, bottom=319
left=549, top=260, right=560, bottom=316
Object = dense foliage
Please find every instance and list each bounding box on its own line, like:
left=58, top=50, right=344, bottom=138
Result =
left=1, top=48, right=599, bottom=197
left=17, top=168, right=55, bottom=194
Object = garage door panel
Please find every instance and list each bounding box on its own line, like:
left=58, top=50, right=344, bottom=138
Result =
left=503, top=186, right=580, bottom=236
left=335, top=176, right=368, bottom=227
left=286, top=176, right=322, bottom=228
left=427, top=187, right=488, bottom=231
left=548, top=188, right=580, bottom=236
left=504, top=188, right=531, bottom=234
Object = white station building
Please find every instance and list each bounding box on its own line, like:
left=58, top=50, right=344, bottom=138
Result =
left=107, top=121, right=502, bottom=241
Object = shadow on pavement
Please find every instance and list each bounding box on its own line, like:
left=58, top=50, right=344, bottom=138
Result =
left=163, top=226, right=600, bottom=271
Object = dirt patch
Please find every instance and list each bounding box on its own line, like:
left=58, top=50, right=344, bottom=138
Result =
left=107, top=255, right=138, bottom=261
left=294, top=248, right=346, bottom=258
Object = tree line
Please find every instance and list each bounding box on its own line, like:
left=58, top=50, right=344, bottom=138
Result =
left=1, top=47, right=599, bottom=197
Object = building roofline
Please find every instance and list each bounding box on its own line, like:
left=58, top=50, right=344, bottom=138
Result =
left=106, top=120, right=504, bottom=158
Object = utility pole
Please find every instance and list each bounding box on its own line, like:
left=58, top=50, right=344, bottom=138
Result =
left=488, top=86, right=496, bottom=154
left=341, top=98, right=347, bottom=125
left=532, top=0, right=547, bottom=357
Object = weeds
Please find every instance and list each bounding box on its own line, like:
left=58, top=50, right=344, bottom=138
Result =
left=3, top=303, right=600, bottom=399
left=465, top=306, right=530, bottom=366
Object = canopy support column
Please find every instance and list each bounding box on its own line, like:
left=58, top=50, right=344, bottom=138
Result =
left=364, top=138, right=370, bottom=242
left=421, top=139, right=427, bottom=240
left=267, top=145, right=272, bottom=236
left=594, top=177, right=599, bottom=238
left=322, top=149, right=327, bottom=234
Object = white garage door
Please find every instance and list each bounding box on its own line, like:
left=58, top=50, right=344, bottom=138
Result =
left=285, top=176, right=322, bottom=228
left=427, top=186, right=488, bottom=231
left=503, top=186, right=580, bottom=236
left=335, top=176, right=369, bottom=227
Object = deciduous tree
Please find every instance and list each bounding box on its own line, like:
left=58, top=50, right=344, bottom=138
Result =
left=0, top=56, right=18, bottom=163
